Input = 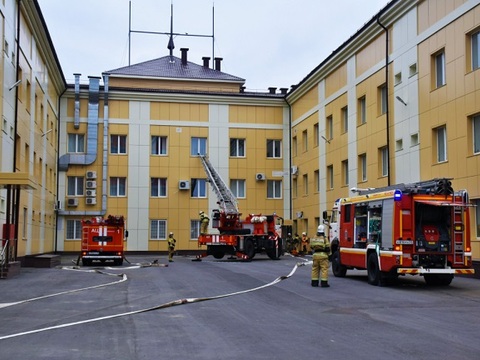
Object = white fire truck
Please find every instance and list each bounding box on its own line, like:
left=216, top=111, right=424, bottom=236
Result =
left=323, top=178, right=475, bottom=286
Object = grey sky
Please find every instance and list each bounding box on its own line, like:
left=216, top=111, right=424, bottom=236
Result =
left=37, top=0, right=391, bottom=91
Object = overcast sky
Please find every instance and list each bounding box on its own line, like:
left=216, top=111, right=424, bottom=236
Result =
left=37, top=0, right=391, bottom=91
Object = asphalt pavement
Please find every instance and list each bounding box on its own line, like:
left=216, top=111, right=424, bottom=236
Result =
left=1, top=253, right=480, bottom=360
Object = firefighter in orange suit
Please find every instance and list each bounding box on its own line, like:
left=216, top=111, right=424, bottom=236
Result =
left=199, top=211, right=209, bottom=234
left=310, top=225, right=331, bottom=287
left=301, top=232, right=310, bottom=254
left=168, top=232, right=176, bottom=262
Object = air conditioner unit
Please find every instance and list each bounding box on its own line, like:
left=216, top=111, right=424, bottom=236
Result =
left=256, top=173, right=266, bottom=181
left=86, top=189, right=96, bottom=197
left=179, top=180, right=190, bottom=190
left=67, top=198, right=78, bottom=207
left=291, top=166, right=299, bottom=175
left=55, top=201, right=62, bottom=211
left=86, top=181, right=97, bottom=189
left=86, top=171, right=97, bottom=179
left=86, top=197, right=97, bottom=205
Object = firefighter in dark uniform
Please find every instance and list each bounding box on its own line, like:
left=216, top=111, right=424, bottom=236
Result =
left=310, top=225, right=331, bottom=287
left=199, top=211, right=209, bottom=234
left=168, top=232, right=176, bottom=262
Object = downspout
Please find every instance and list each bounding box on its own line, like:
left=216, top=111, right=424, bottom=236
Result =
left=377, top=14, right=391, bottom=186
left=285, top=95, right=293, bottom=220
left=101, top=73, right=110, bottom=216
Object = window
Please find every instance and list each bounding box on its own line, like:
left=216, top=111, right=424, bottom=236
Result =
left=341, top=106, right=348, bottom=133
left=359, top=153, right=367, bottom=182
left=379, top=84, right=387, bottom=115
left=435, top=126, right=447, bottom=162
left=327, top=165, right=333, bottom=189
left=411, top=133, right=419, bottom=147
left=230, top=179, right=245, bottom=198
left=151, top=219, right=167, bottom=240
left=358, top=96, right=366, bottom=125
left=302, top=130, right=308, bottom=152
left=230, top=138, right=245, bottom=157
left=151, top=178, right=167, bottom=197
left=326, top=115, right=333, bottom=140
left=191, top=179, right=207, bottom=198
left=313, top=123, right=319, bottom=147
left=111, top=135, right=127, bottom=154
left=152, top=136, right=167, bottom=155
left=474, top=199, right=480, bottom=237
left=434, top=51, right=446, bottom=88
left=342, top=159, right=349, bottom=186
left=267, top=180, right=282, bottom=199
left=267, top=139, right=282, bottom=158
left=409, top=63, right=418, bottom=77
left=68, top=133, right=85, bottom=153
left=110, top=177, right=126, bottom=196
left=303, top=174, right=308, bottom=195
left=314, top=170, right=319, bottom=192
left=380, top=146, right=389, bottom=177
left=66, top=219, right=82, bottom=240
left=191, top=220, right=201, bottom=239
left=67, top=176, right=84, bottom=196
left=191, top=137, right=207, bottom=156
left=292, top=136, right=297, bottom=157
left=472, top=31, right=480, bottom=70
left=472, top=114, right=480, bottom=154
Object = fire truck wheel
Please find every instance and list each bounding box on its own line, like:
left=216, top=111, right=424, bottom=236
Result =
left=212, top=251, right=225, bottom=259
left=245, top=238, right=255, bottom=260
left=367, top=252, right=381, bottom=286
left=424, top=274, right=453, bottom=286
left=332, top=250, right=347, bottom=277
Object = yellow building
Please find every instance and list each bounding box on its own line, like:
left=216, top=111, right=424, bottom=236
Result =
left=289, top=0, right=480, bottom=264
left=2, top=0, right=480, bottom=271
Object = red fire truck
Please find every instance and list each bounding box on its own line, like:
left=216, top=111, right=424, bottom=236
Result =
left=80, top=215, right=127, bottom=266
left=323, top=178, right=475, bottom=286
left=196, top=155, right=284, bottom=260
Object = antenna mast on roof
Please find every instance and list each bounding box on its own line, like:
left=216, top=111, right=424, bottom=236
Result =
left=128, top=1, right=215, bottom=67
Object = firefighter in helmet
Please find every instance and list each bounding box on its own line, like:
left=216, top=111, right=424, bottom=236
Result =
left=168, top=232, right=176, bottom=262
left=310, top=225, right=331, bottom=287
left=199, top=211, right=210, bottom=234
left=301, top=231, right=310, bottom=255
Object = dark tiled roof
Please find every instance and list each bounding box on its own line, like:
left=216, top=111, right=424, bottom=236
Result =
left=105, top=56, right=245, bottom=83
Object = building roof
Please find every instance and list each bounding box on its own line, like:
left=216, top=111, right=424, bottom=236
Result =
left=105, top=55, right=245, bottom=84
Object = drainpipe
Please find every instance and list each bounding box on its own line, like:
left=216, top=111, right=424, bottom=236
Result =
left=285, top=95, right=293, bottom=221
left=377, top=14, right=391, bottom=186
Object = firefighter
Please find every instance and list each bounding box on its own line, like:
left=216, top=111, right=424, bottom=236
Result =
left=301, top=231, right=310, bottom=255
left=285, top=233, right=294, bottom=253
left=199, top=211, right=210, bottom=234
left=292, top=233, right=300, bottom=255
left=168, top=232, right=176, bottom=262
left=310, top=225, right=331, bottom=287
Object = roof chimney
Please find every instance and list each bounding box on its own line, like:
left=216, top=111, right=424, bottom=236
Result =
left=214, top=57, right=223, bottom=71
left=180, top=48, right=189, bottom=66
left=280, top=88, right=288, bottom=95
left=268, top=87, right=277, bottom=94
left=202, top=57, right=210, bottom=68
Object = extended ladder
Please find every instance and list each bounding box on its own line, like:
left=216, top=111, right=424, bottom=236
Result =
left=199, top=154, right=238, bottom=215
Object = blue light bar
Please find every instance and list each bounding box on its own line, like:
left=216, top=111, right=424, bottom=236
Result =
left=394, top=189, right=402, bottom=201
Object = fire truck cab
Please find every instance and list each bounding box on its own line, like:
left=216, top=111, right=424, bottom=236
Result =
left=80, top=215, right=127, bottom=266
left=323, top=178, right=475, bottom=286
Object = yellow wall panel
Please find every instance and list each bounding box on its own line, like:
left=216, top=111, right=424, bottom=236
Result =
left=291, top=86, right=318, bottom=120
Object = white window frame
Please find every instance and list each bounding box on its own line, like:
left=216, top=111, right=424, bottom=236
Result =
left=67, top=176, right=84, bottom=196
left=473, top=31, right=480, bottom=70
left=151, top=219, right=167, bottom=240
left=230, top=179, right=246, bottom=198
left=191, top=178, right=207, bottom=198
left=111, top=135, right=127, bottom=154
left=66, top=219, right=82, bottom=240
left=110, top=177, right=127, bottom=197
left=152, top=136, right=168, bottom=155
left=436, top=126, right=447, bottom=163
left=267, top=180, right=282, bottom=199
left=435, top=51, right=446, bottom=88
left=68, top=133, right=85, bottom=153
left=151, top=178, right=167, bottom=197
left=267, top=139, right=282, bottom=158
left=190, top=220, right=201, bottom=239
left=230, top=138, right=245, bottom=157
left=191, top=137, right=207, bottom=156
left=381, top=147, right=389, bottom=177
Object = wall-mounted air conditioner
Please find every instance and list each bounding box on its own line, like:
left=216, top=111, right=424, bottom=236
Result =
left=86, top=197, right=97, bottom=205
left=179, top=180, right=190, bottom=190
left=86, top=181, right=97, bottom=189
left=67, top=198, right=78, bottom=207
left=55, top=201, right=62, bottom=211
left=86, top=171, right=97, bottom=179
left=291, top=166, right=299, bottom=175
left=86, top=189, right=96, bottom=197
left=256, top=173, right=266, bottom=181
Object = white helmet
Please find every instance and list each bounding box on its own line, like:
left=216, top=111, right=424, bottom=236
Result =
left=317, top=225, right=325, bottom=234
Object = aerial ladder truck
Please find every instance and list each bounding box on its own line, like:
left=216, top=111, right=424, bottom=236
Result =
left=195, top=154, right=284, bottom=261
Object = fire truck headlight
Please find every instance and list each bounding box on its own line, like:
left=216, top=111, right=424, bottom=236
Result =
left=454, top=224, right=464, bottom=231
left=394, top=189, right=402, bottom=201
